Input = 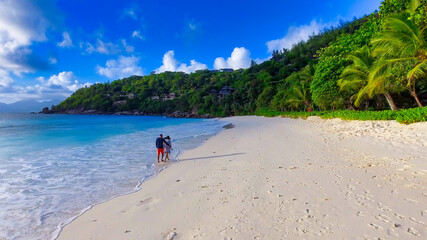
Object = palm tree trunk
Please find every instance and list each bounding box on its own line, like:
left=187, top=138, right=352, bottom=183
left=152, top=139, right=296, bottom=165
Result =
left=409, top=89, right=424, bottom=107
left=304, top=100, right=310, bottom=110
left=376, top=96, right=383, bottom=111
left=383, top=92, right=398, bottom=110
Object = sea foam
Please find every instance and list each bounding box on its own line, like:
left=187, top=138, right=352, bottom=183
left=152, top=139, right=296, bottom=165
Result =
left=0, top=114, right=225, bottom=240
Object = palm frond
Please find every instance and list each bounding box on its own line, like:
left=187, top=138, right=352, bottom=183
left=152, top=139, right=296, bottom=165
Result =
left=407, top=60, right=427, bottom=81
left=372, top=15, right=420, bottom=58
left=292, top=86, right=304, bottom=99
left=354, top=86, right=370, bottom=107
left=407, top=0, right=421, bottom=14
left=341, top=68, right=367, bottom=79
left=338, top=78, right=366, bottom=91
left=366, top=75, right=388, bottom=97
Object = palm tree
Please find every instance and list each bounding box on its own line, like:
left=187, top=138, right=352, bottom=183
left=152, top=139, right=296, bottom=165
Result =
left=285, top=82, right=311, bottom=110
left=338, top=46, right=400, bottom=110
left=371, top=4, right=426, bottom=107
left=338, top=46, right=373, bottom=107
left=366, top=59, right=404, bottom=111
left=284, top=65, right=315, bottom=110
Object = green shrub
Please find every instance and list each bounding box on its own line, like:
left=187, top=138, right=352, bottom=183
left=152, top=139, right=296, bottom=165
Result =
left=256, top=107, right=427, bottom=124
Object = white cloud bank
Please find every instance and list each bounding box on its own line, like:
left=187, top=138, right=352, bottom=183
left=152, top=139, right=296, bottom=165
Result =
left=266, top=20, right=329, bottom=52
left=36, top=71, right=90, bottom=93
left=82, top=38, right=135, bottom=55
left=0, top=71, right=91, bottom=103
left=0, top=0, right=50, bottom=74
left=213, top=47, right=251, bottom=70
left=156, top=51, right=207, bottom=74
left=57, top=31, right=73, bottom=48
left=0, top=69, right=13, bottom=89
left=96, top=55, right=144, bottom=79
left=84, top=39, right=121, bottom=55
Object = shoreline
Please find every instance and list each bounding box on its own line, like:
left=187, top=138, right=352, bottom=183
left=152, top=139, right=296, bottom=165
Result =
left=52, top=119, right=229, bottom=240
left=58, top=116, right=427, bottom=239
left=52, top=164, right=171, bottom=240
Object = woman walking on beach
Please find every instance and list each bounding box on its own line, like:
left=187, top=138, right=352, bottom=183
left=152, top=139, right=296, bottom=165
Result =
left=164, top=136, right=173, bottom=161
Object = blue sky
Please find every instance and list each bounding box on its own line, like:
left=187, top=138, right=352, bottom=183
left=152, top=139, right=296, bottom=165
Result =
left=0, top=0, right=382, bottom=103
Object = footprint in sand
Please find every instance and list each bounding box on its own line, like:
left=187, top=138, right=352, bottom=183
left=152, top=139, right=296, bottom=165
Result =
left=377, top=203, right=392, bottom=213
left=356, top=211, right=364, bottom=217
left=375, top=214, right=390, bottom=223
left=407, top=227, right=420, bottom=236
left=394, top=213, right=406, bottom=220
left=404, top=198, right=418, bottom=204
left=369, top=223, right=383, bottom=231
left=409, top=217, right=425, bottom=225
left=138, top=197, right=160, bottom=210
left=166, top=231, right=177, bottom=240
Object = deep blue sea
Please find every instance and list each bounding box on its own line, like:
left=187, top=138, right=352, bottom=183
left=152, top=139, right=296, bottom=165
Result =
left=0, top=113, right=225, bottom=240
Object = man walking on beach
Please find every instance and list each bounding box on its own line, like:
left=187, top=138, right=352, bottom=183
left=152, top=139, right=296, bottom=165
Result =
left=156, top=134, right=169, bottom=163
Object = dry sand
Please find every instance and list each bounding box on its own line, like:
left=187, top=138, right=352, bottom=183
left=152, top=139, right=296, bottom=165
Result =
left=58, top=116, right=427, bottom=239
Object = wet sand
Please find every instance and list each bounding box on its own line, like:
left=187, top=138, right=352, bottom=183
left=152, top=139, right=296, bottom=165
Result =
left=58, top=116, right=427, bottom=239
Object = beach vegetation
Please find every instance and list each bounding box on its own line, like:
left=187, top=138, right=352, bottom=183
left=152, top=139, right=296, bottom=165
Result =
left=54, top=0, right=427, bottom=123
left=256, top=106, right=427, bottom=124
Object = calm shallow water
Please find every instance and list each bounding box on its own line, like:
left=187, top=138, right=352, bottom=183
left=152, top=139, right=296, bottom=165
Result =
left=0, top=113, right=225, bottom=240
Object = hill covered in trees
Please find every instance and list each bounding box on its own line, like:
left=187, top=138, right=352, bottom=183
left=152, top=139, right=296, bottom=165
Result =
left=54, top=0, right=427, bottom=117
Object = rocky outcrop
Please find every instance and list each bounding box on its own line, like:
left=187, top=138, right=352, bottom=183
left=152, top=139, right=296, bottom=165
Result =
left=167, top=111, right=212, bottom=118
left=47, top=108, right=213, bottom=118
left=49, top=107, right=106, bottom=115
left=40, top=107, right=53, bottom=114
left=113, top=110, right=145, bottom=115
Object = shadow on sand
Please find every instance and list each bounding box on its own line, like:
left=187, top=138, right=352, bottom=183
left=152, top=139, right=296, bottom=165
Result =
left=178, top=152, right=245, bottom=162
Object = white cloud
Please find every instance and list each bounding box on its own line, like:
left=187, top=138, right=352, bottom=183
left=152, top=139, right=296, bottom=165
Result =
left=213, top=47, right=251, bottom=70
left=123, top=8, right=138, bottom=20
left=155, top=51, right=208, bottom=74
left=49, top=57, right=58, bottom=64
left=266, top=20, right=329, bottom=52
left=121, top=39, right=134, bottom=53
left=0, top=71, right=91, bottom=103
left=0, top=69, right=13, bottom=88
left=132, top=30, right=144, bottom=40
left=0, top=0, right=50, bottom=74
left=37, top=71, right=90, bottom=92
left=122, top=3, right=141, bottom=21
left=83, top=38, right=135, bottom=55
left=96, top=56, right=144, bottom=79
left=0, top=1, right=72, bottom=104
left=57, top=31, right=73, bottom=48
left=84, top=39, right=121, bottom=55
left=188, top=23, right=197, bottom=31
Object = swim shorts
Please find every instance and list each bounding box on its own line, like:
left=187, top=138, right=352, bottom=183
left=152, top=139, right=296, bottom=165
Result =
left=157, top=148, right=164, bottom=155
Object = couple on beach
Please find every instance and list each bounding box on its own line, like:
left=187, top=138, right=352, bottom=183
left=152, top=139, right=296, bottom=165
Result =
left=156, top=134, right=173, bottom=163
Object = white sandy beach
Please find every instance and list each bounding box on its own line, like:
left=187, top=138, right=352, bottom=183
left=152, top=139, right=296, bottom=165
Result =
left=58, top=116, right=427, bottom=239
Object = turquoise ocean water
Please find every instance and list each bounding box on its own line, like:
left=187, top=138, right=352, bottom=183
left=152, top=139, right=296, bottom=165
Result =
left=0, top=113, right=225, bottom=240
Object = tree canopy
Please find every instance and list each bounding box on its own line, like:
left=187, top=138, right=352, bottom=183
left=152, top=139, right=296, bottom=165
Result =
left=55, top=0, right=427, bottom=116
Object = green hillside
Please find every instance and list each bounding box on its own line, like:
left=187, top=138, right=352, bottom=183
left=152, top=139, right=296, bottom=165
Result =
left=54, top=0, right=427, bottom=119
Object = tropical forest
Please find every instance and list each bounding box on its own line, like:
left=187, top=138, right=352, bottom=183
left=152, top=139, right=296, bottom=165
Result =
left=54, top=0, right=427, bottom=123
